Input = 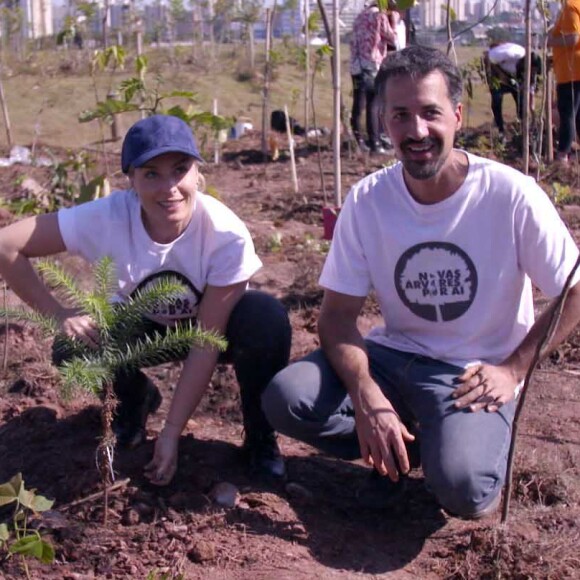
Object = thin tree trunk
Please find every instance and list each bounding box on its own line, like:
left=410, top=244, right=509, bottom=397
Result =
left=0, top=67, right=13, bottom=151
left=316, top=0, right=353, bottom=150
left=102, top=0, right=110, bottom=48
left=501, top=255, right=580, bottom=523
left=248, top=25, right=255, bottom=70
left=445, top=0, right=457, bottom=63
left=304, top=0, right=311, bottom=138
left=3, top=282, right=8, bottom=371
left=284, top=105, right=299, bottom=195
left=261, top=9, right=273, bottom=160
left=522, top=0, right=532, bottom=175
left=331, top=0, right=342, bottom=209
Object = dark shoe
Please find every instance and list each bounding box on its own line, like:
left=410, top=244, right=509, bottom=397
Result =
left=242, top=431, right=286, bottom=480
left=356, top=138, right=370, bottom=153
left=355, top=469, right=408, bottom=509
left=379, top=134, right=393, bottom=149
left=370, top=143, right=389, bottom=155
left=113, top=378, right=162, bottom=448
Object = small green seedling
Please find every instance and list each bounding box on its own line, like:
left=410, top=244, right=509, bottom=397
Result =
left=0, top=473, right=55, bottom=577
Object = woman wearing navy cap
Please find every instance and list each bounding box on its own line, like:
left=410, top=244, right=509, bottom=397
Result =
left=0, top=114, right=291, bottom=485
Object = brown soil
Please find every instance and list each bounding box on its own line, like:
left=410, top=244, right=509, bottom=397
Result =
left=0, top=130, right=579, bottom=579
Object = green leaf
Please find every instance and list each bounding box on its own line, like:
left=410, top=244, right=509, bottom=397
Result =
left=0, top=473, right=22, bottom=506
left=159, top=89, right=198, bottom=100
left=9, top=534, right=54, bottom=562
left=118, top=77, right=145, bottom=103
left=39, top=540, right=56, bottom=564
left=78, top=175, right=110, bottom=204
left=17, top=487, right=35, bottom=510
left=9, top=534, right=42, bottom=558
left=0, top=523, right=10, bottom=542
left=36, top=260, right=85, bottom=307
left=161, top=107, right=192, bottom=124
left=59, top=358, right=112, bottom=396
left=0, top=308, right=59, bottom=335
left=31, top=494, right=54, bottom=513
left=78, top=99, right=140, bottom=123
left=136, top=55, right=148, bottom=77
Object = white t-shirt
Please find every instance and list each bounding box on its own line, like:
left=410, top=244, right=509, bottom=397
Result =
left=320, top=152, right=580, bottom=368
left=488, top=43, right=525, bottom=76
left=58, top=189, right=262, bottom=325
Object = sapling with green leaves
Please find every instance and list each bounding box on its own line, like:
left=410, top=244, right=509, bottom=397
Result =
left=78, top=51, right=234, bottom=158
left=0, top=257, right=226, bottom=523
left=0, top=473, right=55, bottom=579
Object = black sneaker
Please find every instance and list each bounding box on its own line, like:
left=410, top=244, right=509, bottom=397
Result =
left=379, top=134, right=393, bottom=149
left=356, top=138, right=371, bottom=153
left=113, top=378, right=162, bottom=448
left=242, top=431, right=286, bottom=480
left=355, top=469, right=408, bottom=509
left=370, top=142, right=389, bottom=155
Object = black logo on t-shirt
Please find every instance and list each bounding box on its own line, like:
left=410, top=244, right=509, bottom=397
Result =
left=394, top=242, right=477, bottom=322
left=131, top=271, right=203, bottom=321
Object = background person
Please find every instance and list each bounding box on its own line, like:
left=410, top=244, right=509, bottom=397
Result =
left=0, top=114, right=291, bottom=486
left=548, top=0, right=580, bottom=163
left=483, top=41, right=542, bottom=140
left=349, top=0, right=396, bottom=154
left=263, top=45, right=580, bottom=519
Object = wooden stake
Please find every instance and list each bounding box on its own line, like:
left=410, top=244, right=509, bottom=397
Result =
left=213, top=98, right=220, bottom=165
left=284, top=105, right=299, bottom=195
left=261, top=9, right=274, bottom=161
left=2, top=282, right=8, bottom=372
left=545, top=64, right=554, bottom=163
left=0, top=66, right=13, bottom=151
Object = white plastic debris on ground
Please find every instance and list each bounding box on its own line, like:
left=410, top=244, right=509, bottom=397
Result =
left=0, top=145, right=53, bottom=167
left=228, top=120, right=253, bottom=140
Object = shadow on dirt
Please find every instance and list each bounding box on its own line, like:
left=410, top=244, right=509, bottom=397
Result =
left=0, top=405, right=446, bottom=575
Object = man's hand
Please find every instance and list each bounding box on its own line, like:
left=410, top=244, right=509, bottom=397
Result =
left=353, top=381, right=415, bottom=482
left=453, top=364, right=518, bottom=413
left=144, top=429, right=179, bottom=486
left=57, top=308, right=100, bottom=349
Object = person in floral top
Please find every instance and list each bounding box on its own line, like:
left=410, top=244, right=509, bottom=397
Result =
left=350, top=0, right=396, bottom=154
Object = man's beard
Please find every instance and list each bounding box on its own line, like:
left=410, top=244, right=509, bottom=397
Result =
left=400, top=139, right=446, bottom=180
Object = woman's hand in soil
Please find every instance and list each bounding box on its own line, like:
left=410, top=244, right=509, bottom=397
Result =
left=453, top=363, right=517, bottom=413
left=57, top=308, right=100, bottom=348
left=145, top=430, right=179, bottom=486
left=353, top=382, right=415, bottom=482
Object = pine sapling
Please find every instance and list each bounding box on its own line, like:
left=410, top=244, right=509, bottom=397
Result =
left=1, top=257, right=227, bottom=524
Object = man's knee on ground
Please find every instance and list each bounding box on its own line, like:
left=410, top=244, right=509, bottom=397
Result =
left=262, top=366, right=319, bottom=437
left=425, top=460, right=502, bottom=518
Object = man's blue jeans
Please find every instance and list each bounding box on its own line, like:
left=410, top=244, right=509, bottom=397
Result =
left=263, top=341, right=515, bottom=518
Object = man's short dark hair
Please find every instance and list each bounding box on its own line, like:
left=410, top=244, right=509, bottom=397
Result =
left=375, top=45, right=463, bottom=107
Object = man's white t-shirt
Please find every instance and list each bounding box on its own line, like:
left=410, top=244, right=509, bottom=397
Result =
left=58, top=189, right=262, bottom=325
left=320, top=152, right=580, bottom=368
left=488, top=42, right=525, bottom=75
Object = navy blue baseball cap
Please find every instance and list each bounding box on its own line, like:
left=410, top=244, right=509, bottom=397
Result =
left=121, top=114, right=204, bottom=174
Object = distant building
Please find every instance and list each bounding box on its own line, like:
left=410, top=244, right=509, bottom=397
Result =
left=6, top=0, right=53, bottom=38
left=417, top=0, right=466, bottom=29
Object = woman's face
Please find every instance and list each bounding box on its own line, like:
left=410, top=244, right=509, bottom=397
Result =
left=129, top=152, right=199, bottom=243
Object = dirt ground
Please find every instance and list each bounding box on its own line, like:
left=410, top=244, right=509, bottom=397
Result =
left=0, top=130, right=579, bottom=579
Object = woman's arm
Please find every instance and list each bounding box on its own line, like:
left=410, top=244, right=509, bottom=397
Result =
left=0, top=214, right=67, bottom=316
left=145, top=280, right=248, bottom=485
left=0, top=213, right=100, bottom=346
